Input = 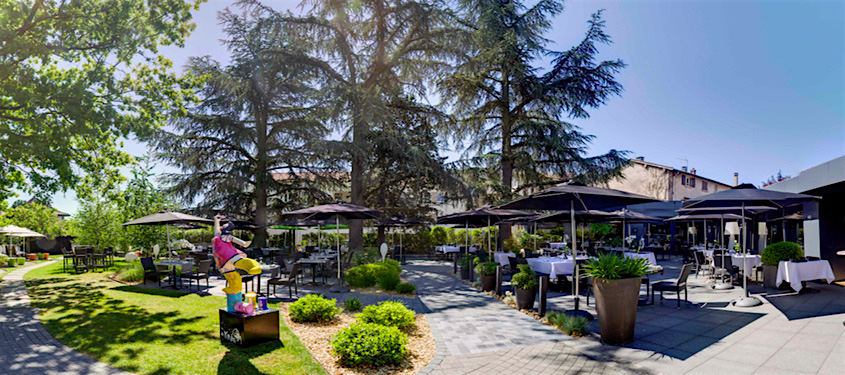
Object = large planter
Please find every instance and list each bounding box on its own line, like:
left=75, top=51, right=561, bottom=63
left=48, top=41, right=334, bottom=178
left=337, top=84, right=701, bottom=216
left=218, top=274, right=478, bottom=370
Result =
left=762, top=265, right=779, bottom=289
left=593, top=276, right=641, bottom=346
left=480, top=275, right=496, bottom=291
left=515, top=287, right=536, bottom=310
left=459, top=265, right=470, bottom=280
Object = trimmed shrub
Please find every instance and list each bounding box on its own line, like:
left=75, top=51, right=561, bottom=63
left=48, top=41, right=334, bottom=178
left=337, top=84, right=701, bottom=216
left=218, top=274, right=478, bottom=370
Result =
left=346, top=261, right=401, bottom=288
left=289, top=294, right=342, bottom=323
left=546, top=311, right=590, bottom=337
left=355, top=301, right=415, bottom=329
left=475, top=261, right=498, bottom=276
left=117, top=261, right=144, bottom=282
left=761, top=241, right=804, bottom=266
left=377, top=272, right=401, bottom=291
left=511, top=264, right=538, bottom=290
left=331, top=323, right=408, bottom=367
left=344, top=297, right=363, bottom=312
left=382, top=258, right=402, bottom=275
left=395, top=282, right=416, bottom=294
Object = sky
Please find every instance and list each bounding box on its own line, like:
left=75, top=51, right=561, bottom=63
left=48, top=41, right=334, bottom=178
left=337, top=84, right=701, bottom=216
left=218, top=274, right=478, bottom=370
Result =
left=38, top=0, right=845, bottom=214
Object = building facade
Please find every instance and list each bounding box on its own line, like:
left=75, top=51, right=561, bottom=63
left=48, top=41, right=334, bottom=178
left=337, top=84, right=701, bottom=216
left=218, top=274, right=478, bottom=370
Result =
left=602, top=158, right=733, bottom=201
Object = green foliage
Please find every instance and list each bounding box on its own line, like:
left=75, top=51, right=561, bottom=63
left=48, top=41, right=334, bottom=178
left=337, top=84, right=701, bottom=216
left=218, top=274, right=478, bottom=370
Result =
left=117, top=261, right=144, bottom=282
left=546, top=312, right=590, bottom=337
left=761, top=242, right=804, bottom=266
left=289, top=295, right=342, bottom=323
left=0, top=0, right=200, bottom=205
left=583, top=253, right=650, bottom=280
left=475, top=261, right=499, bottom=276
left=346, top=262, right=401, bottom=288
left=355, top=301, right=416, bottom=329
left=589, top=223, right=615, bottom=240
left=377, top=272, right=401, bottom=291
left=446, top=227, right=458, bottom=244
left=511, top=264, right=538, bottom=290
left=0, top=202, right=68, bottom=238
left=430, top=226, right=448, bottom=246
left=330, top=323, right=408, bottom=367
left=457, top=255, right=476, bottom=268
left=395, top=282, right=416, bottom=294
left=0, top=255, right=8, bottom=267
left=343, top=297, right=363, bottom=312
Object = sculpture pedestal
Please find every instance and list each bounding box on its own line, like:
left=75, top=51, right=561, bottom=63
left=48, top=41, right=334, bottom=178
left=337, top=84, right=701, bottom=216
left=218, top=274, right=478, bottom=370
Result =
left=219, top=308, right=280, bottom=347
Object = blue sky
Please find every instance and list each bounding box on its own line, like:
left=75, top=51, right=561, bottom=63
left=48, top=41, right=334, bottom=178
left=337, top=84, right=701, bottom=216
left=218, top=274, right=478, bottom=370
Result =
left=41, top=0, right=845, bottom=214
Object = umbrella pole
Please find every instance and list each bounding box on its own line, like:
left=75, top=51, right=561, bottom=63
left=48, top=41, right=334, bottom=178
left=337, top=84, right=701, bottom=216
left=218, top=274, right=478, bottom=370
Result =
left=734, top=202, right=762, bottom=307
left=166, top=225, right=171, bottom=256
left=487, top=217, right=491, bottom=254
left=566, top=200, right=592, bottom=320
left=782, top=208, right=786, bottom=242
left=533, top=221, right=537, bottom=253
left=336, top=216, right=340, bottom=281
left=465, top=221, right=469, bottom=256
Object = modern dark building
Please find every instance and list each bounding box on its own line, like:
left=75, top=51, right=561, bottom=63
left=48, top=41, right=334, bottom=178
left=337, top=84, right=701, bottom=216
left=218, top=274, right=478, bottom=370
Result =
left=764, top=155, right=845, bottom=280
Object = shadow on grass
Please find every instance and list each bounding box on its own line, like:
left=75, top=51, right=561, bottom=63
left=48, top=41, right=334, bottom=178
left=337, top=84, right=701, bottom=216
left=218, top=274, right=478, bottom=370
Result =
left=218, top=340, right=284, bottom=375
left=26, top=277, right=213, bottom=366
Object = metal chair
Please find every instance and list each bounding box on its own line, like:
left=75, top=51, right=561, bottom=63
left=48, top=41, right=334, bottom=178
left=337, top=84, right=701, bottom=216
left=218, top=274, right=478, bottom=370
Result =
left=182, top=259, right=212, bottom=290
left=652, top=263, right=693, bottom=307
left=140, top=257, right=163, bottom=287
left=267, top=263, right=302, bottom=298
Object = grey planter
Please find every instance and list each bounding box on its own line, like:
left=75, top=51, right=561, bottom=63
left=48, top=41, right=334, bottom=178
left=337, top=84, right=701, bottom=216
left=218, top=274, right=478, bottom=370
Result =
left=459, top=265, right=470, bottom=280
left=593, top=276, right=641, bottom=346
left=515, top=287, right=536, bottom=310
left=762, top=264, right=778, bottom=289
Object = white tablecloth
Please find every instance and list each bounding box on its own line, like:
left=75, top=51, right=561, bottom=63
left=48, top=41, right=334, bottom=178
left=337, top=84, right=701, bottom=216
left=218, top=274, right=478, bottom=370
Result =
left=527, top=256, right=591, bottom=280
left=493, top=252, right=515, bottom=267
left=549, top=242, right=568, bottom=249
left=776, top=260, right=835, bottom=292
left=731, top=254, right=761, bottom=276
left=624, top=251, right=657, bottom=265
left=436, top=246, right=460, bottom=253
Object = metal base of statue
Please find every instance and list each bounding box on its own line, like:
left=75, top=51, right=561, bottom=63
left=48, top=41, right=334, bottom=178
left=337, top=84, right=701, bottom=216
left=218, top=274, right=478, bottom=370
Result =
left=219, top=308, right=280, bottom=347
left=732, top=296, right=763, bottom=307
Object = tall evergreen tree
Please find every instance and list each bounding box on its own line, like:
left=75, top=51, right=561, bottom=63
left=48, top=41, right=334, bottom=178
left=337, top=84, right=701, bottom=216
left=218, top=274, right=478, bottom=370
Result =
left=442, top=1, right=629, bottom=203
left=152, top=6, right=331, bottom=246
left=248, top=0, right=461, bottom=249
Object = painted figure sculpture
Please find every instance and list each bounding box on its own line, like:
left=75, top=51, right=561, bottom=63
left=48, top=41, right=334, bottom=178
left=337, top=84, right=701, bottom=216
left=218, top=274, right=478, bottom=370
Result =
left=212, top=215, right=261, bottom=312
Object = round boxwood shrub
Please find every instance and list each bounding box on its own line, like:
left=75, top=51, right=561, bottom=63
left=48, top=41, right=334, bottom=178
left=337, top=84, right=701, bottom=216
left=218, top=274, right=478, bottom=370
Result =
left=346, top=262, right=401, bottom=288
left=475, top=261, right=498, bottom=276
left=377, top=272, right=401, bottom=291
left=395, top=282, right=416, bottom=294
left=331, top=323, right=408, bottom=367
left=355, top=301, right=415, bottom=329
left=289, top=294, right=342, bottom=323
left=761, top=241, right=804, bottom=266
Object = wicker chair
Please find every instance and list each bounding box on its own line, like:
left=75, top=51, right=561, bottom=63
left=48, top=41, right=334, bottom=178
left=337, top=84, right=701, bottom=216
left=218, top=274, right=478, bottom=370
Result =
left=182, top=259, right=212, bottom=291
left=267, top=263, right=302, bottom=298
left=140, top=257, right=164, bottom=287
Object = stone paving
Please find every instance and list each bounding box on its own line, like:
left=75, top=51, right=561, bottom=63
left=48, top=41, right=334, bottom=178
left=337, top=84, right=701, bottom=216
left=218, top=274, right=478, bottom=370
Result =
left=404, top=261, right=632, bottom=375
left=0, top=261, right=131, bottom=375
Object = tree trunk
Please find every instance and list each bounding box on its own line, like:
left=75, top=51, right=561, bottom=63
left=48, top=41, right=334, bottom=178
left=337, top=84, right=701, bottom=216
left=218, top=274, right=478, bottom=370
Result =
left=349, top=107, right=366, bottom=251
left=253, top=105, right=268, bottom=247
left=499, top=64, right=513, bottom=250
left=377, top=226, right=386, bottom=246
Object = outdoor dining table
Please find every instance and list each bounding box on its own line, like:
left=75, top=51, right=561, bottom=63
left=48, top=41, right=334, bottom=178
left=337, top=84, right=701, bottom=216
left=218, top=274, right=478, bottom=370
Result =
left=624, top=251, right=657, bottom=265
left=296, top=258, right=329, bottom=284
left=776, top=259, right=835, bottom=293
left=526, top=256, right=591, bottom=280
left=549, top=242, right=568, bottom=249
left=435, top=245, right=461, bottom=253
left=156, top=259, right=195, bottom=289
left=732, top=254, right=761, bottom=276
left=493, top=251, right=515, bottom=267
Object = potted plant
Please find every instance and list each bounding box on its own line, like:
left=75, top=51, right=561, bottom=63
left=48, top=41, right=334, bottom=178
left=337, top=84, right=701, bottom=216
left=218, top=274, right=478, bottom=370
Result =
left=583, top=253, right=650, bottom=346
left=511, top=264, right=538, bottom=310
left=761, top=241, right=803, bottom=289
left=476, top=261, right=499, bottom=291
left=457, top=255, right=475, bottom=280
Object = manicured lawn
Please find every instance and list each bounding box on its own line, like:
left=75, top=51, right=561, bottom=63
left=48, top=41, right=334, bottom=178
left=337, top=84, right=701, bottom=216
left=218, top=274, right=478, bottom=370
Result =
left=24, top=262, right=326, bottom=375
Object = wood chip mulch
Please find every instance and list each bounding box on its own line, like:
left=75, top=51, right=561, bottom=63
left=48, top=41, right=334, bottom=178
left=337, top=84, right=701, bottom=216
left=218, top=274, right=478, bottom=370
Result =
left=279, top=303, right=436, bottom=375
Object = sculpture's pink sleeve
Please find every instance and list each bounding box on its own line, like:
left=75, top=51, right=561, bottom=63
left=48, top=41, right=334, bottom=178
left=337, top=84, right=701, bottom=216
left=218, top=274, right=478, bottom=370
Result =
left=213, top=237, right=244, bottom=270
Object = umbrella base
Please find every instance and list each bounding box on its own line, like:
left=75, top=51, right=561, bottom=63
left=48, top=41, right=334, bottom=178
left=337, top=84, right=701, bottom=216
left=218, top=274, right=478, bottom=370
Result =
left=328, top=284, right=350, bottom=293
left=732, top=296, right=763, bottom=307
left=712, top=282, right=735, bottom=290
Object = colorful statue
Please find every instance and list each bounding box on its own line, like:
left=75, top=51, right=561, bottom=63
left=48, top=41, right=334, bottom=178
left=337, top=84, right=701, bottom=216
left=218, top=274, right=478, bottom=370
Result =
left=213, top=215, right=261, bottom=309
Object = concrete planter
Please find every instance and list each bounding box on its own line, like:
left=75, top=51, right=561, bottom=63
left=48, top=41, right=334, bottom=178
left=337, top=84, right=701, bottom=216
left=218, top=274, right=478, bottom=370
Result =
left=459, top=265, right=470, bottom=280
left=593, top=276, right=642, bottom=346
left=762, top=265, right=779, bottom=289
left=515, top=287, right=536, bottom=310
left=480, top=275, right=496, bottom=291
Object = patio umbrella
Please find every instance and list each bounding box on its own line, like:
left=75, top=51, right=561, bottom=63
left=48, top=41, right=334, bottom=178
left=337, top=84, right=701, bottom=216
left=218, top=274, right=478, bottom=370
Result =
left=681, top=186, right=819, bottom=307
left=282, top=202, right=380, bottom=292
left=606, top=209, right=662, bottom=250
left=437, top=207, right=532, bottom=256
left=499, top=183, right=659, bottom=319
left=376, top=216, right=423, bottom=264
left=530, top=210, right=615, bottom=252
left=1, top=225, right=45, bottom=254
left=121, top=210, right=213, bottom=254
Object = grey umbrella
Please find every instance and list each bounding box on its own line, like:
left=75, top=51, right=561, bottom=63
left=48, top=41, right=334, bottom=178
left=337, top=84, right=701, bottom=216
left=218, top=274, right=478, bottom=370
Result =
left=282, top=202, right=380, bottom=292
left=529, top=210, right=615, bottom=253
left=121, top=210, right=213, bottom=253
left=376, top=216, right=424, bottom=264
left=499, top=183, right=659, bottom=319
left=681, top=186, right=819, bottom=307
left=437, top=207, right=532, bottom=256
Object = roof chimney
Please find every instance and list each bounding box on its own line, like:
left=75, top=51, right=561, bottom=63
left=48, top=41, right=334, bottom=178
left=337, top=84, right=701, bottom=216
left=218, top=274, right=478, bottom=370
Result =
left=734, top=172, right=739, bottom=186
left=691, top=168, right=696, bottom=175
left=635, top=156, right=644, bottom=161
left=681, top=166, right=688, bottom=173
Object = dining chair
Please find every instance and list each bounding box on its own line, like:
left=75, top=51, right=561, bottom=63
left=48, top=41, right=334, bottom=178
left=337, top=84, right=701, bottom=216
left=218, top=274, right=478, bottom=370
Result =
left=182, top=259, right=212, bottom=291
left=652, top=263, right=693, bottom=307
left=267, top=263, right=301, bottom=298
left=140, top=257, right=163, bottom=287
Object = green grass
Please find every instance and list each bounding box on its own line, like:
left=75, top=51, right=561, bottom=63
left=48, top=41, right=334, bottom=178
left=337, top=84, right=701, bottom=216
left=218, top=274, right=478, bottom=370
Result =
left=25, top=262, right=326, bottom=375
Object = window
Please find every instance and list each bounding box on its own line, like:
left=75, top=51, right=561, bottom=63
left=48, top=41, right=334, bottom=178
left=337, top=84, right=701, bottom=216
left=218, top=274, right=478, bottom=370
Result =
left=435, top=193, right=446, bottom=205
left=690, top=177, right=696, bottom=188
left=681, top=175, right=687, bottom=186
left=702, top=181, right=708, bottom=192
